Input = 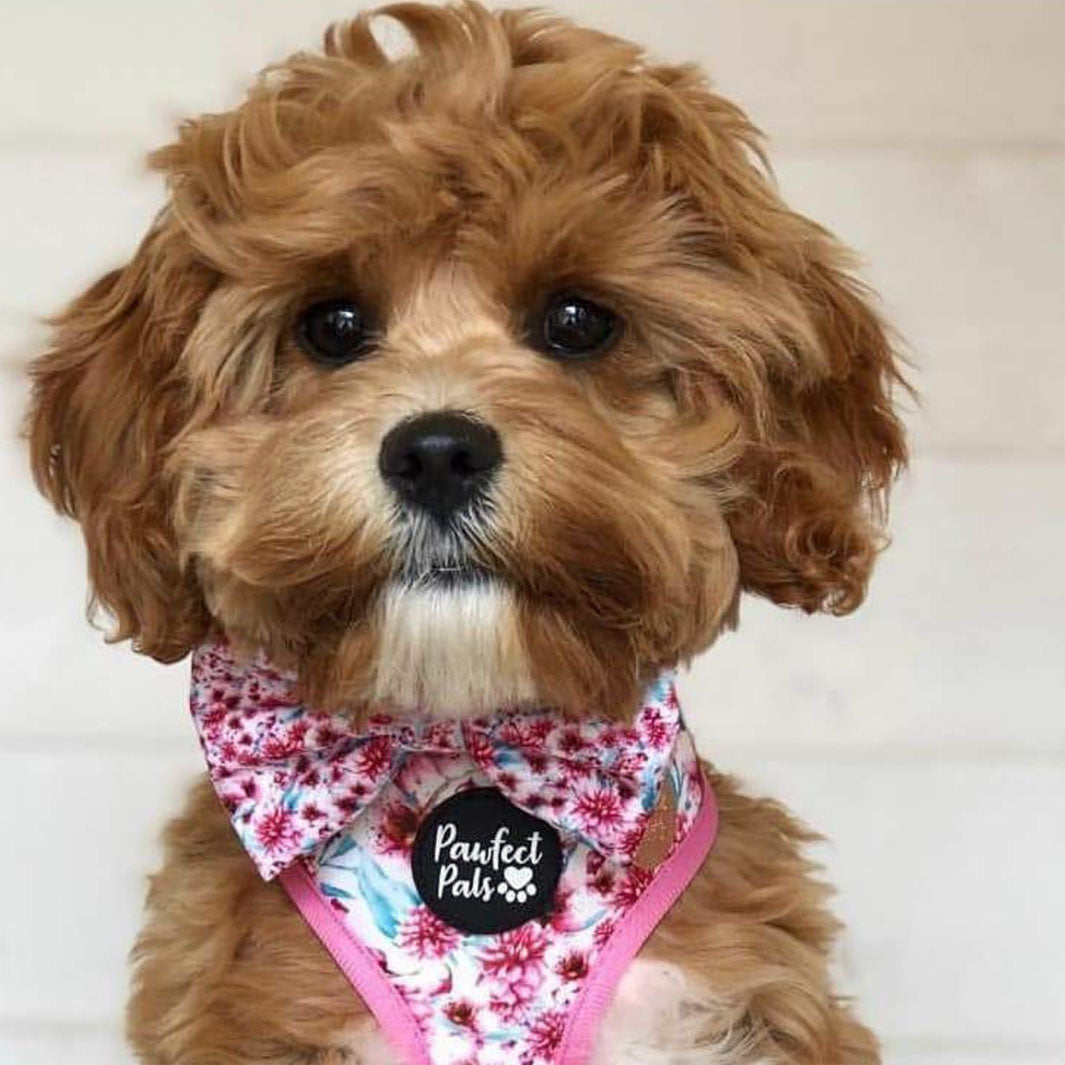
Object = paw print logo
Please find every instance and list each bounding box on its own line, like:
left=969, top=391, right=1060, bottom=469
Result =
left=499, top=866, right=536, bottom=904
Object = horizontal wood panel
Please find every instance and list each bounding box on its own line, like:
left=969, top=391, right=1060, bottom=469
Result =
left=773, top=150, right=1065, bottom=454
left=732, top=759, right=1065, bottom=1047
left=681, top=457, right=1065, bottom=755
left=0, top=1027, right=129, bottom=1065
left=0, top=2, right=1060, bottom=147
left=0, top=750, right=200, bottom=1026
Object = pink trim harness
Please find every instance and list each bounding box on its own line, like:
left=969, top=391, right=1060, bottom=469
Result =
left=191, top=643, right=717, bottom=1065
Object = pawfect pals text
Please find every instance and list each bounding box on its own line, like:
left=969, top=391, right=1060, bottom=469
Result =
left=431, top=822, right=545, bottom=904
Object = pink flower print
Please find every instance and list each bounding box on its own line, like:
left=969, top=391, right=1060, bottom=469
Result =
left=335, top=796, right=364, bottom=820
left=543, top=886, right=583, bottom=934
left=641, top=707, right=671, bottom=749
left=488, top=988, right=534, bottom=1025
left=527, top=718, right=552, bottom=744
left=356, top=735, right=394, bottom=779
left=528, top=1009, right=566, bottom=1060
left=495, top=770, right=519, bottom=793
left=423, top=720, right=461, bottom=750
left=202, top=707, right=226, bottom=730
left=526, top=752, right=548, bottom=776
left=613, top=865, right=653, bottom=909
left=262, top=731, right=302, bottom=761
left=314, top=722, right=342, bottom=747
left=301, top=802, right=325, bottom=823
left=480, top=923, right=548, bottom=994
left=619, top=822, right=648, bottom=861
left=396, top=906, right=461, bottom=960
left=572, top=784, right=623, bottom=836
left=444, top=999, right=478, bottom=1029
left=464, top=730, right=494, bottom=766
left=558, top=727, right=585, bottom=754
left=428, top=968, right=453, bottom=997
left=555, top=952, right=588, bottom=982
left=593, top=919, right=616, bottom=949
left=498, top=721, right=527, bottom=747
left=558, top=758, right=594, bottom=786
left=614, top=750, right=647, bottom=777
left=375, top=801, right=420, bottom=856
left=253, top=805, right=300, bottom=856
left=589, top=868, right=616, bottom=896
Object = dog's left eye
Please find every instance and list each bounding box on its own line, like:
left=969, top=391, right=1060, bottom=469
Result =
left=297, top=299, right=371, bottom=366
left=536, top=294, right=621, bottom=360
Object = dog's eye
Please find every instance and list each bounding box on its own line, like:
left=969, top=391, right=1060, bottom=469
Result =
left=537, top=294, right=620, bottom=360
left=297, top=299, right=370, bottom=366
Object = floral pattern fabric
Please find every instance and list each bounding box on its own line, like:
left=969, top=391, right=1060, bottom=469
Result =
left=189, top=641, right=707, bottom=1065
left=191, top=642, right=691, bottom=881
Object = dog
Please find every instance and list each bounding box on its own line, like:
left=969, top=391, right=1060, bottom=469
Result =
left=26, top=4, right=907, bottom=1063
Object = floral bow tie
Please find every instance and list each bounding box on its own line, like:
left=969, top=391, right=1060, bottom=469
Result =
left=191, top=642, right=683, bottom=880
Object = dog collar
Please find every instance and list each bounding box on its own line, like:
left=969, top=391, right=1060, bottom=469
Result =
left=192, top=641, right=688, bottom=880
left=189, top=641, right=717, bottom=1065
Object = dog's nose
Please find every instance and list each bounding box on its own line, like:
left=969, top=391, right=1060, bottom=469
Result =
left=379, top=410, right=503, bottom=521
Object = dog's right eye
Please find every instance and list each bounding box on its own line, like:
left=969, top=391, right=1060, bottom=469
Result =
left=535, top=294, right=621, bottom=361
left=297, top=299, right=371, bottom=367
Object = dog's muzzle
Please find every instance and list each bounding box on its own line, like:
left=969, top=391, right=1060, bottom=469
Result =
left=379, top=409, right=503, bottom=524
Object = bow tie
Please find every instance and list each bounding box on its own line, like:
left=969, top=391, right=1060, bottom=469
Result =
left=190, top=642, right=683, bottom=881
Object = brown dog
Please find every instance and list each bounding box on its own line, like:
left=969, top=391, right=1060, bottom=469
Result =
left=26, top=4, right=907, bottom=1062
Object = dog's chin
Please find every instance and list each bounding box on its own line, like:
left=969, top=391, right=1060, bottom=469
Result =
left=369, top=572, right=539, bottom=718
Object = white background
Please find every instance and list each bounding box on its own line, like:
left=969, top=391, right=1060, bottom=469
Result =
left=1, top=2, right=1063, bottom=1063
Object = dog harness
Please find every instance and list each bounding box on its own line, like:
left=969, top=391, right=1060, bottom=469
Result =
left=191, top=642, right=717, bottom=1065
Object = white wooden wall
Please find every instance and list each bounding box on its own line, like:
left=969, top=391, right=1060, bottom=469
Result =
left=1, top=3, right=1063, bottom=1063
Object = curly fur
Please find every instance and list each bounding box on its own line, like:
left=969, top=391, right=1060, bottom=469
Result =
left=25, top=4, right=907, bottom=1062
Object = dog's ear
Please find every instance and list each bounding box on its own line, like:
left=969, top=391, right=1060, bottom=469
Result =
left=727, top=251, right=909, bottom=614
left=26, top=220, right=214, bottom=659
left=645, top=65, right=910, bottom=615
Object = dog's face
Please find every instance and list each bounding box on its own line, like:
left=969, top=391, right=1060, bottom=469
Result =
left=27, top=4, right=906, bottom=719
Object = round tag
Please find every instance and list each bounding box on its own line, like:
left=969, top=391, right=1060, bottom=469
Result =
left=411, top=787, right=563, bottom=935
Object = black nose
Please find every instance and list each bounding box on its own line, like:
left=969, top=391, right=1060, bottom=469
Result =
left=379, top=411, right=503, bottom=521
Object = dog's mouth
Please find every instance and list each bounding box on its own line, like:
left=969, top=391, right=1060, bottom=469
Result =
left=389, top=506, right=501, bottom=592
left=398, top=560, right=494, bottom=590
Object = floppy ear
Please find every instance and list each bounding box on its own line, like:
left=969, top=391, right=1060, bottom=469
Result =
left=26, top=220, right=214, bottom=659
left=643, top=64, right=910, bottom=615
left=728, top=247, right=909, bottom=614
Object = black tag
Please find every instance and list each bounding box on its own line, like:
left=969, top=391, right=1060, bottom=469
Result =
left=411, top=787, right=563, bottom=935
